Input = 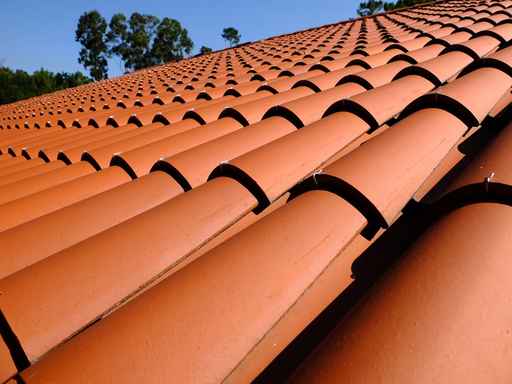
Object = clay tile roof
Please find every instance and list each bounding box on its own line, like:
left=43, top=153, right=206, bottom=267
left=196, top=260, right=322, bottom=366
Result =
left=1, top=0, right=512, bottom=382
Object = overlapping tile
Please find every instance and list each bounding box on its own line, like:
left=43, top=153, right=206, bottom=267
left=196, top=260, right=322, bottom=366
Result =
left=1, top=0, right=512, bottom=382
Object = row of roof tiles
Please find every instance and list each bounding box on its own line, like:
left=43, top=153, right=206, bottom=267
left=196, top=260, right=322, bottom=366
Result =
left=1, top=0, right=512, bottom=382
left=2, top=0, right=508, bottom=125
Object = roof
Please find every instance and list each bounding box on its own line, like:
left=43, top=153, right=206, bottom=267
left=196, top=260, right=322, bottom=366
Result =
left=1, top=0, right=512, bottom=382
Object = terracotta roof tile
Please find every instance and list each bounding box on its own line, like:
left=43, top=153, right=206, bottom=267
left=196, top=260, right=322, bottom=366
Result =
left=316, top=109, right=466, bottom=226
left=264, top=82, right=367, bottom=127
left=291, top=203, right=512, bottom=383
left=342, top=75, right=435, bottom=127
left=0, top=170, right=182, bottom=279
left=1, top=1, right=512, bottom=382
left=17, top=191, right=366, bottom=383
left=0, top=166, right=131, bottom=232
left=152, top=116, right=296, bottom=189
left=219, top=86, right=316, bottom=125
left=438, top=119, right=512, bottom=196
left=0, top=177, right=257, bottom=368
left=402, top=65, right=512, bottom=125
left=0, top=338, right=17, bottom=383
left=38, top=124, right=140, bottom=161
left=212, top=111, right=370, bottom=210
left=109, top=117, right=243, bottom=178
left=0, top=160, right=66, bottom=188
left=0, top=161, right=95, bottom=205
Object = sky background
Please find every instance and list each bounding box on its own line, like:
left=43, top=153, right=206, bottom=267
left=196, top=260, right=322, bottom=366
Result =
left=0, top=0, right=361, bottom=78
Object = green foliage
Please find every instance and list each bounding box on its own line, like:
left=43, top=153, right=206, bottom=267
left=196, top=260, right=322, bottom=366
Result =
left=75, top=10, right=109, bottom=80
left=383, top=0, right=431, bottom=11
left=357, top=1, right=383, bottom=16
left=125, top=13, right=160, bottom=70
left=105, top=12, right=194, bottom=71
left=357, top=0, right=430, bottom=16
left=152, top=17, right=194, bottom=64
left=0, top=67, right=91, bottom=105
left=199, top=46, right=213, bottom=55
left=222, top=27, right=241, bottom=47
left=106, top=13, right=129, bottom=60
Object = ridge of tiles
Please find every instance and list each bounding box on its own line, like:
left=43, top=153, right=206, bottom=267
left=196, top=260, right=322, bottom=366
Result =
left=1, top=0, right=512, bottom=382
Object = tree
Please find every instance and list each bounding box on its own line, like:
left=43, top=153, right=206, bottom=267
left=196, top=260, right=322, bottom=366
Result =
left=222, top=27, right=241, bottom=47
left=107, top=13, right=129, bottom=59
left=31, top=69, right=55, bottom=95
left=126, top=13, right=160, bottom=70
left=357, top=1, right=384, bottom=16
left=78, top=11, right=194, bottom=73
left=0, top=67, right=90, bottom=105
left=356, top=0, right=429, bottom=16
left=75, top=11, right=109, bottom=80
left=107, top=13, right=194, bottom=71
left=107, top=12, right=158, bottom=70
left=383, top=0, right=430, bottom=11
left=54, top=71, right=91, bottom=89
left=152, top=17, right=194, bottom=63
left=199, top=46, right=213, bottom=55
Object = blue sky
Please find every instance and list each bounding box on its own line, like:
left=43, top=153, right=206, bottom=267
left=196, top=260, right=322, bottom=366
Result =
left=0, top=0, right=361, bottom=77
